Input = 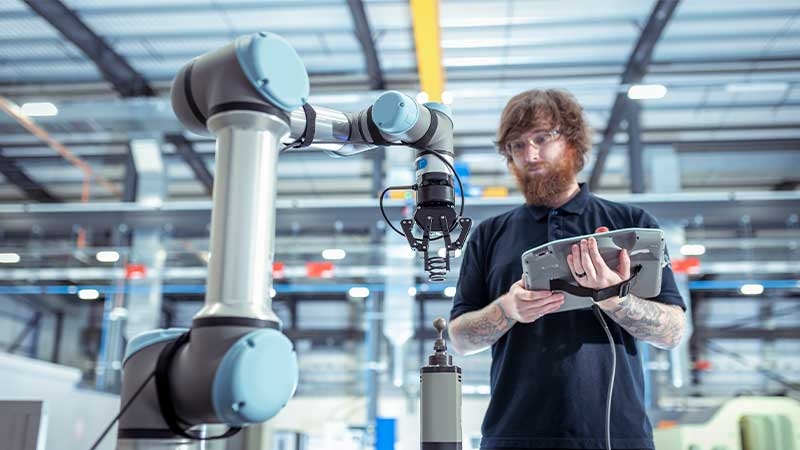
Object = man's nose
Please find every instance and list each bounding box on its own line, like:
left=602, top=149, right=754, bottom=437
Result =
left=523, top=143, right=539, bottom=161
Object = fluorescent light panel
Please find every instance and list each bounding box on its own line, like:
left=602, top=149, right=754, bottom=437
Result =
left=740, top=284, right=764, bottom=295
left=21, top=102, right=58, bottom=117
left=725, top=82, right=788, bottom=93
left=348, top=286, right=370, bottom=298
left=96, top=250, right=120, bottom=263
left=321, top=248, right=346, bottom=260
left=680, top=244, right=706, bottom=256
left=627, top=84, right=667, bottom=100
left=78, top=289, right=100, bottom=300
left=0, top=252, right=20, bottom=263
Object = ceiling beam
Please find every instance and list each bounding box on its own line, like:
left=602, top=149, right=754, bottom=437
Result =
left=0, top=147, right=61, bottom=203
left=165, top=134, right=214, bottom=196
left=0, top=191, right=797, bottom=235
left=410, top=0, right=444, bottom=102
left=772, top=180, right=800, bottom=191
left=345, top=0, right=385, bottom=90
left=22, top=0, right=155, bottom=97
left=5, top=5, right=792, bottom=31
left=588, top=0, right=680, bottom=190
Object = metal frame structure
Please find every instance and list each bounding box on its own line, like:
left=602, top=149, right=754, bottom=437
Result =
left=164, top=134, right=214, bottom=196
left=346, top=0, right=385, bottom=90
left=588, top=0, right=680, bottom=190
left=21, top=0, right=156, bottom=97
left=0, top=145, right=60, bottom=202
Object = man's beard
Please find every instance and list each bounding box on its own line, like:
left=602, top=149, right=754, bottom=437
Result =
left=510, top=151, right=578, bottom=207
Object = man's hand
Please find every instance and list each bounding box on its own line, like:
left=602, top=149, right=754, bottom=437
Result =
left=500, top=279, right=565, bottom=323
left=562, top=226, right=686, bottom=349
left=565, top=226, right=629, bottom=287
left=448, top=277, right=566, bottom=355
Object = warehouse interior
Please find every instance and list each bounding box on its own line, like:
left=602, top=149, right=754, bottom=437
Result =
left=0, top=0, right=799, bottom=449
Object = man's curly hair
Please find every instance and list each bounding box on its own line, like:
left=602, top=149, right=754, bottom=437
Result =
left=496, top=89, right=592, bottom=171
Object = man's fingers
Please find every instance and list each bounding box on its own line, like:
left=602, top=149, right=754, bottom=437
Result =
left=542, top=301, right=565, bottom=315
left=520, top=297, right=566, bottom=322
left=571, top=244, right=585, bottom=278
left=579, top=239, right=598, bottom=279
left=519, top=293, right=564, bottom=310
left=588, top=237, right=609, bottom=275
left=595, top=226, right=609, bottom=233
left=519, top=289, right=558, bottom=301
left=616, top=248, right=631, bottom=279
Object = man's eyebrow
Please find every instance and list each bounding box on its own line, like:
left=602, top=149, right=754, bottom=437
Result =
left=514, top=128, right=552, bottom=138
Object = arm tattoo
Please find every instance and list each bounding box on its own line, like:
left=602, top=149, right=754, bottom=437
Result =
left=458, top=300, right=516, bottom=351
left=608, top=295, right=685, bottom=349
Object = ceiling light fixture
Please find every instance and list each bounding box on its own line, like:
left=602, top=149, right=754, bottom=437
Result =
left=679, top=244, right=706, bottom=256
left=739, top=284, right=764, bottom=295
left=322, top=248, right=346, bottom=260
left=627, top=84, right=667, bottom=100
left=0, top=252, right=21, bottom=264
left=348, top=286, right=370, bottom=298
left=78, top=289, right=100, bottom=300
left=96, top=250, right=120, bottom=263
left=21, top=102, right=58, bottom=117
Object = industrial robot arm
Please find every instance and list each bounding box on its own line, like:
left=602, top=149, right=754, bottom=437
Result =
left=282, top=93, right=472, bottom=281
left=110, top=32, right=466, bottom=450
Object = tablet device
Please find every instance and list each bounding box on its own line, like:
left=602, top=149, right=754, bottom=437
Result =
left=521, top=228, right=666, bottom=313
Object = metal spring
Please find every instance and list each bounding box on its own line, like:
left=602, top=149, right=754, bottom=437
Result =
left=426, top=256, right=448, bottom=282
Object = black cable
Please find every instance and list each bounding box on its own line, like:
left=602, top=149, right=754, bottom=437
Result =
left=278, top=138, right=467, bottom=221
left=417, top=148, right=466, bottom=224
left=379, top=184, right=416, bottom=236
left=280, top=139, right=356, bottom=152
left=88, top=371, right=155, bottom=450
left=278, top=137, right=469, bottom=245
left=374, top=145, right=466, bottom=241
left=592, top=305, right=615, bottom=450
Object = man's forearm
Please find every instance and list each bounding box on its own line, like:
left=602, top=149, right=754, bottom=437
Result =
left=449, top=299, right=516, bottom=355
left=602, top=295, right=685, bottom=349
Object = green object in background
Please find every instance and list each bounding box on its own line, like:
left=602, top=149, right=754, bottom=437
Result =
left=740, top=414, right=796, bottom=450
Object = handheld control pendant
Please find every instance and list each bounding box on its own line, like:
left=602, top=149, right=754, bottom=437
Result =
left=420, top=318, right=462, bottom=450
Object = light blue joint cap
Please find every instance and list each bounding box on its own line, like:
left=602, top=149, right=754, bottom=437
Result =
left=123, top=328, right=188, bottom=364
left=212, top=329, right=298, bottom=426
left=423, top=102, right=453, bottom=123
left=373, top=91, right=419, bottom=134
left=235, top=32, right=310, bottom=112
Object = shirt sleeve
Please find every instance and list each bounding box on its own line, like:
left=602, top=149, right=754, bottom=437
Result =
left=450, top=225, right=491, bottom=321
left=639, top=211, right=687, bottom=311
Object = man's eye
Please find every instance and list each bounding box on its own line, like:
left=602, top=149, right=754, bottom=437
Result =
left=532, top=136, right=547, bottom=146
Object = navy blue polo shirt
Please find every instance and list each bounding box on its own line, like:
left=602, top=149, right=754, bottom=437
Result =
left=450, top=183, right=685, bottom=450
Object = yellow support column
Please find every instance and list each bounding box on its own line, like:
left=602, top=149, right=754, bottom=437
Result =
left=410, top=0, right=444, bottom=102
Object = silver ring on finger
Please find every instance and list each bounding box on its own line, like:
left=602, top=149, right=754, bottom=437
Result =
left=575, top=271, right=587, bottom=278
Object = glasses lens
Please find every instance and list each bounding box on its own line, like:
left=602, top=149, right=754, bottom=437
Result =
left=507, top=131, right=555, bottom=156
left=507, top=140, right=524, bottom=154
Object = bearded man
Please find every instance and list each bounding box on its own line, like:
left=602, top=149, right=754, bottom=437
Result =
left=447, top=89, right=687, bottom=450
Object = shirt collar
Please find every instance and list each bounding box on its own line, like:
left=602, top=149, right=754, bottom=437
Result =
left=526, top=183, right=591, bottom=221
